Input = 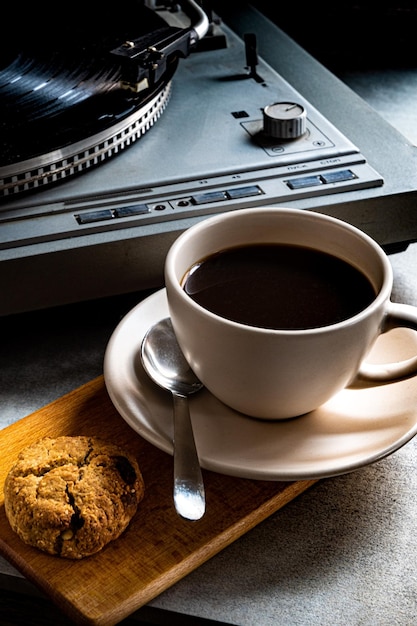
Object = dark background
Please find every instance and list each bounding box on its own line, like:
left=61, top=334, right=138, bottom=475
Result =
left=224, top=2, right=417, bottom=71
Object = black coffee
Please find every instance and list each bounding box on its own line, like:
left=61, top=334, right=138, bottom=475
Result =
left=182, top=244, right=376, bottom=330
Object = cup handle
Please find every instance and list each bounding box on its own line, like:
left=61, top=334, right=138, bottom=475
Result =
left=358, top=302, right=417, bottom=381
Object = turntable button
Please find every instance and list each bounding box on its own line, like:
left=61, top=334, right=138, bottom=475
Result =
left=320, top=169, right=357, bottom=184
left=76, top=210, right=114, bottom=224
left=226, top=185, right=263, bottom=199
left=115, top=204, right=150, bottom=217
left=191, top=191, right=228, bottom=205
left=286, top=175, right=323, bottom=190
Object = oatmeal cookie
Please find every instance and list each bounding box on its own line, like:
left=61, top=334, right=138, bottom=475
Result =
left=4, top=436, right=144, bottom=559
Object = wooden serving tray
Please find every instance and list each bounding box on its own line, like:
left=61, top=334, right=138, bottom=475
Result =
left=0, top=377, right=316, bottom=625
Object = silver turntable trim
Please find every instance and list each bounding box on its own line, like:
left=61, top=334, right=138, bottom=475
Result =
left=1, top=83, right=172, bottom=197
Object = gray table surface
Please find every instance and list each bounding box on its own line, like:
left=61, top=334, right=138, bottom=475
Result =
left=1, top=71, right=417, bottom=625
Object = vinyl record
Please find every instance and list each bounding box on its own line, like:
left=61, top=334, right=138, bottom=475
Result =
left=0, top=1, right=179, bottom=195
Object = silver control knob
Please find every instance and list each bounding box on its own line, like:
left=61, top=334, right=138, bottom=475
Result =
left=263, top=102, right=307, bottom=139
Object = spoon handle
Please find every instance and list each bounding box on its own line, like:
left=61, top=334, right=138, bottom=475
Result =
left=172, top=392, right=206, bottom=521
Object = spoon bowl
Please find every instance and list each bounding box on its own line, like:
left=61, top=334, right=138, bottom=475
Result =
left=141, top=317, right=205, bottom=520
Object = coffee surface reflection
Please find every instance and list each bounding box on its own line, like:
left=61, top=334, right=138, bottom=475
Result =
left=183, top=244, right=376, bottom=330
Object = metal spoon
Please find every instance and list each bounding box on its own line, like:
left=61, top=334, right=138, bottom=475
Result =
left=140, top=317, right=205, bottom=521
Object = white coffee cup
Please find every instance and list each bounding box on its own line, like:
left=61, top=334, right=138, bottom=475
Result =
left=165, top=208, right=417, bottom=419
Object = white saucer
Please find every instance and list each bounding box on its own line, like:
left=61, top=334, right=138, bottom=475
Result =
left=103, top=289, right=417, bottom=481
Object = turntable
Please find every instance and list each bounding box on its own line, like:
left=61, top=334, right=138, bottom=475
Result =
left=0, top=0, right=209, bottom=194
left=2, top=1, right=417, bottom=315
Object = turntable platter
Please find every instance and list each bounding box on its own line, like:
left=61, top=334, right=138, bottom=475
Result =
left=0, top=2, right=187, bottom=196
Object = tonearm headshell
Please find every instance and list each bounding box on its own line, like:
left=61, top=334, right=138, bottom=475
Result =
left=111, top=0, right=209, bottom=91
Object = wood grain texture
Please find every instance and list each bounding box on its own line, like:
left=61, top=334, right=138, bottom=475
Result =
left=0, top=377, right=317, bottom=626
